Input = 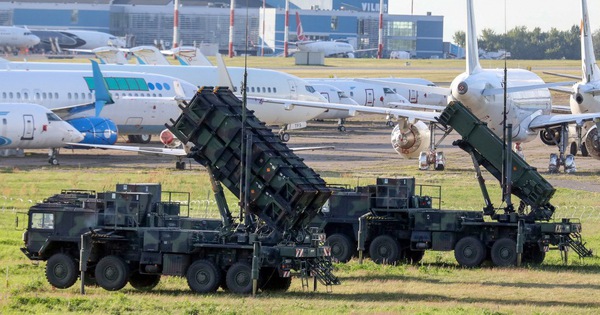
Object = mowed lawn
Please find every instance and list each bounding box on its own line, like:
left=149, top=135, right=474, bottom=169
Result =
left=0, top=56, right=598, bottom=314
left=0, top=166, right=599, bottom=314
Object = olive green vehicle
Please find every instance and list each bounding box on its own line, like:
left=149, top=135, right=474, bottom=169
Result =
left=21, top=87, right=339, bottom=294
left=312, top=102, right=592, bottom=267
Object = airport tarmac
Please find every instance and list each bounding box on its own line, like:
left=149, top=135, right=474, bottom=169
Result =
left=1, top=115, right=599, bottom=193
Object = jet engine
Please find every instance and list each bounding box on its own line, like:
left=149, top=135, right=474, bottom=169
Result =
left=159, top=129, right=182, bottom=148
left=390, top=120, right=430, bottom=159
left=584, top=125, right=600, bottom=160
left=539, top=127, right=561, bottom=146
left=67, top=117, right=118, bottom=145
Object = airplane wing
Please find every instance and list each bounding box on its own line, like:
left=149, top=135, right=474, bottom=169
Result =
left=66, top=143, right=334, bottom=156
left=529, top=113, right=600, bottom=129
left=387, top=102, right=446, bottom=111
left=549, top=86, right=574, bottom=94
left=249, top=96, right=440, bottom=122
left=543, top=71, right=580, bottom=80
left=67, top=143, right=187, bottom=156
left=482, top=81, right=577, bottom=96
left=354, top=78, right=450, bottom=96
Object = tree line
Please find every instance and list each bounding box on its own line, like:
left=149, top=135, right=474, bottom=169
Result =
left=452, top=25, right=600, bottom=59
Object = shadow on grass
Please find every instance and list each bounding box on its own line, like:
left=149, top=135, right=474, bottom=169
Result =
left=121, top=287, right=600, bottom=309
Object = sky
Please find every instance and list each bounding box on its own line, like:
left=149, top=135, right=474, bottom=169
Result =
left=388, top=0, right=600, bottom=43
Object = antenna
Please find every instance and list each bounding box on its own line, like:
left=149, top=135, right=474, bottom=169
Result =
left=501, top=0, right=512, bottom=211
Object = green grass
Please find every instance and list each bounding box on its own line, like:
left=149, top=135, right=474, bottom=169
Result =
left=0, top=56, right=597, bottom=313
left=1, top=167, right=599, bottom=314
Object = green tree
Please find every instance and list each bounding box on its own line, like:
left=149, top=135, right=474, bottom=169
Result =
left=453, top=30, right=465, bottom=47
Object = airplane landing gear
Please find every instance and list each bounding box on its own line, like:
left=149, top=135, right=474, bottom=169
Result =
left=546, top=123, right=576, bottom=173
left=418, top=151, right=445, bottom=171
left=337, top=118, right=347, bottom=132
left=48, top=148, right=60, bottom=166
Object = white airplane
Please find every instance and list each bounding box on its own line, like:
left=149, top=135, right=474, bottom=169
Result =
left=0, top=103, right=83, bottom=164
left=543, top=0, right=600, bottom=162
left=356, top=77, right=448, bottom=107
left=0, top=26, right=40, bottom=51
left=311, top=83, right=360, bottom=131
left=0, top=57, right=329, bottom=142
left=31, top=29, right=126, bottom=53
left=272, top=0, right=600, bottom=172
left=306, top=78, right=409, bottom=126
left=293, top=12, right=374, bottom=58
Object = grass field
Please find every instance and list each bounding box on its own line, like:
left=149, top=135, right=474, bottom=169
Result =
left=1, top=166, right=599, bottom=314
left=0, top=56, right=598, bottom=314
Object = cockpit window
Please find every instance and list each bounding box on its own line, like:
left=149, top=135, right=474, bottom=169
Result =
left=337, top=91, right=349, bottom=99
left=305, top=85, right=316, bottom=93
left=383, top=87, right=395, bottom=94
left=46, top=113, right=62, bottom=122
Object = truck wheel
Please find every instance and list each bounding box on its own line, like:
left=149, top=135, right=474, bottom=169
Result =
left=46, top=253, right=78, bottom=289
left=186, top=259, right=221, bottom=293
left=260, top=267, right=292, bottom=292
left=226, top=262, right=253, bottom=294
left=95, top=255, right=130, bottom=291
left=454, top=236, right=486, bottom=267
left=369, top=235, right=401, bottom=264
left=491, top=238, right=517, bottom=267
left=523, top=245, right=546, bottom=265
left=404, top=250, right=425, bottom=264
left=129, top=271, right=161, bottom=291
left=327, top=233, right=355, bottom=263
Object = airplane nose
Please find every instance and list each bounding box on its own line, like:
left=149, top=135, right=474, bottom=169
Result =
left=70, top=129, right=85, bottom=143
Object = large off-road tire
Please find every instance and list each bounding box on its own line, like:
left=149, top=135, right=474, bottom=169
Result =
left=95, top=255, right=130, bottom=291
left=226, top=262, right=253, bottom=294
left=522, top=244, right=546, bottom=265
left=260, top=267, right=292, bottom=292
left=403, top=249, right=425, bottom=264
left=454, top=236, right=486, bottom=268
left=369, top=235, right=401, bottom=265
left=46, top=253, right=78, bottom=289
left=186, top=259, right=221, bottom=293
left=129, top=271, right=161, bottom=291
left=327, top=233, right=355, bottom=263
left=491, top=238, right=517, bottom=267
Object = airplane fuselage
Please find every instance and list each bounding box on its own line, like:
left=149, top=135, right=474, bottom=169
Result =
left=0, top=69, right=198, bottom=135
left=0, top=64, right=327, bottom=130
left=307, top=79, right=406, bottom=108
left=0, top=103, right=82, bottom=149
left=450, top=68, right=552, bottom=143
left=0, top=26, right=40, bottom=49
left=297, top=41, right=355, bottom=57
left=312, top=83, right=359, bottom=120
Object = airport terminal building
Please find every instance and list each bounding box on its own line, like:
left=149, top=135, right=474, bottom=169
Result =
left=0, top=0, right=444, bottom=58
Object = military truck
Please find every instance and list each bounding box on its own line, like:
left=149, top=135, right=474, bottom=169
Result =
left=313, top=102, right=592, bottom=267
left=21, top=87, right=339, bottom=294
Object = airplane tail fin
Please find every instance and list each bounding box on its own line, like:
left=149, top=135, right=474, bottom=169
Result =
left=296, top=12, right=307, bottom=42
left=90, top=60, right=113, bottom=116
left=216, top=54, right=235, bottom=91
left=465, top=0, right=482, bottom=75
left=581, top=0, right=600, bottom=83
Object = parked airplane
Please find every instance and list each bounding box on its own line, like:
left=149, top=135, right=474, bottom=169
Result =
left=306, top=78, right=408, bottom=126
left=0, top=103, right=83, bottom=164
left=293, top=12, right=374, bottom=58
left=0, top=26, right=40, bottom=51
left=31, top=29, right=126, bottom=53
left=275, top=0, right=600, bottom=173
left=356, top=78, right=448, bottom=106
left=312, top=83, right=360, bottom=131
left=543, top=0, right=600, bottom=162
left=0, top=58, right=328, bottom=142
